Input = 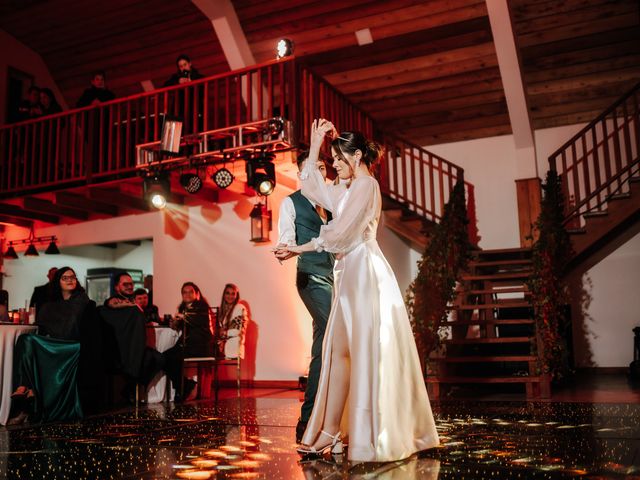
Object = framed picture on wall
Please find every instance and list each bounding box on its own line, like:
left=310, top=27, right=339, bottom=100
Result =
left=6, top=66, right=34, bottom=123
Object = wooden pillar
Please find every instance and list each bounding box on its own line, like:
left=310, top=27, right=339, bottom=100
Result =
left=516, top=178, right=541, bottom=247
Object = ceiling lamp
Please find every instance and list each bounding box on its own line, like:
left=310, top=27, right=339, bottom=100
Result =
left=4, top=244, right=18, bottom=259
left=24, top=243, right=39, bottom=256
left=45, top=240, right=61, bottom=255
left=212, top=168, right=234, bottom=189
left=276, top=38, right=294, bottom=59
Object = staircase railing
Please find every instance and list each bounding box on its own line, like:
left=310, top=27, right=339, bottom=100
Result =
left=548, top=82, right=640, bottom=226
left=0, top=57, right=473, bottom=230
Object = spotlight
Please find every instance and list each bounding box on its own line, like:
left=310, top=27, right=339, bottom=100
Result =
left=245, top=151, right=276, bottom=196
left=45, top=240, right=60, bottom=255
left=212, top=168, right=234, bottom=189
left=24, top=243, right=39, bottom=256
left=180, top=173, right=203, bottom=194
left=4, top=244, right=18, bottom=259
left=276, top=38, right=294, bottom=59
left=265, top=117, right=284, bottom=138
left=143, top=172, right=171, bottom=209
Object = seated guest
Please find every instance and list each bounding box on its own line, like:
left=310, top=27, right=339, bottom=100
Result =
left=216, top=283, right=248, bottom=359
left=9, top=267, right=103, bottom=423
left=134, top=288, right=160, bottom=324
left=30, top=267, right=58, bottom=319
left=102, top=272, right=164, bottom=403
left=162, top=282, right=213, bottom=401
left=105, top=272, right=137, bottom=308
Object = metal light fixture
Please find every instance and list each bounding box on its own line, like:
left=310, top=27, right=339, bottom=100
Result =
left=245, top=150, right=276, bottom=196
left=212, top=167, right=234, bottom=189
left=250, top=201, right=271, bottom=242
left=160, top=116, right=183, bottom=156
left=24, top=243, right=39, bottom=256
left=45, top=241, right=60, bottom=255
left=2, top=227, right=60, bottom=259
left=276, top=38, right=294, bottom=59
left=4, top=244, right=18, bottom=259
left=144, top=172, right=171, bottom=209
left=180, top=172, right=203, bottom=194
left=265, top=117, right=284, bottom=137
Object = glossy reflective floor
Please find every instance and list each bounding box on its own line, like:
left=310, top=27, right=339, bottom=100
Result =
left=1, top=375, right=639, bottom=479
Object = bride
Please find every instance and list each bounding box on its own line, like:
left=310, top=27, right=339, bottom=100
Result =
left=274, top=119, right=439, bottom=462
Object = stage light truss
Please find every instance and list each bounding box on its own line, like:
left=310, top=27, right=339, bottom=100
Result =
left=135, top=117, right=294, bottom=173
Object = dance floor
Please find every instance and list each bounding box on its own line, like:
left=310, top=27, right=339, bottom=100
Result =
left=1, top=375, right=639, bottom=479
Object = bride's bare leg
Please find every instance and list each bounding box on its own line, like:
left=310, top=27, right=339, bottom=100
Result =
left=311, top=315, right=349, bottom=448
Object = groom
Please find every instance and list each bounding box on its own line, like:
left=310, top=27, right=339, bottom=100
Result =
left=275, top=151, right=334, bottom=443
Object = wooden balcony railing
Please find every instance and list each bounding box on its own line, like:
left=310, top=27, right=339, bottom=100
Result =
left=0, top=57, right=473, bottom=231
left=549, top=82, right=640, bottom=226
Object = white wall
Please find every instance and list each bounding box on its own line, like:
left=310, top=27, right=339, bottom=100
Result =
left=570, top=232, right=640, bottom=367
left=0, top=29, right=67, bottom=125
left=3, top=241, right=153, bottom=310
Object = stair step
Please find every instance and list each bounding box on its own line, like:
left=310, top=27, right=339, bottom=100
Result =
left=461, top=272, right=531, bottom=281
left=466, top=287, right=528, bottom=295
left=583, top=210, right=608, bottom=219
left=444, top=319, right=534, bottom=325
left=476, top=247, right=532, bottom=255
left=469, top=259, right=532, bottom=267
left=455, top=302, right=531, bottom=310
left=609, top=192, right=631, bottom=200
left=444, top=337, right=532, bottom=344
left=427, top=376, right=541, bottom=384
left=567, top=228, right=586, bottom=234
left=432, top=355, right=537, bottom=363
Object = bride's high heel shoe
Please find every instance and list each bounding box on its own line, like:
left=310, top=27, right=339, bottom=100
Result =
left=296, top=430, right=344, bottom=455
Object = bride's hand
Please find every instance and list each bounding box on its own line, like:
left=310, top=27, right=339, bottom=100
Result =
left=311, top=119, right=336, bottom=146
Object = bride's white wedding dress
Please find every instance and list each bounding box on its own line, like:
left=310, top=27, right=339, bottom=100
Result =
left=299, top=162, right=439, bottom=462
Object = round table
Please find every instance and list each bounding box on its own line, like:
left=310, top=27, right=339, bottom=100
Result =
left=145, top=326, right=180, bottom=403
left=0, top=324, right=38, bottom=425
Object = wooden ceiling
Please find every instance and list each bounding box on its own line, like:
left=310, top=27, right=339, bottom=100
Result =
left=1, top=0, right=639, bottom=146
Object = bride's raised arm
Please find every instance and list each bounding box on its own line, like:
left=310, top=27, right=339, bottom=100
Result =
left=299, top=119, right=344, bottom=212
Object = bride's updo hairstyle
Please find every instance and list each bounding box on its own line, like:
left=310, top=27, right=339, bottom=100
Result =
left=331, top=131, right=384, bottom=168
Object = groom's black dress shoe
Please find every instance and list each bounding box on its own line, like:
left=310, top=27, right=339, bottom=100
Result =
left=296, top=419, right=308, bottom=444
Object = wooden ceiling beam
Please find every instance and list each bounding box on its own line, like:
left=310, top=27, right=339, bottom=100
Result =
left=366, top=78, right=504, bottom=113
left=532, top=110, right=608, bottom=130
left=525, top=54, right=640, bottom=84
left=0, top=203, right=59, bottom=224
left=89, top=188, right=150, bottom=212
left=306, top=25, right=492, bottom=78
left=55, top=192, right=119, bottom=216
left=0, top=214, right=33, bottom=229
left=45, top=12, right=206, bottom=63
left=371, top=90, right=506, bottom=120
left=335, top=54, right=498, bottom=95
left=386, top=101, right=508, bottom=130
left=523, top=39, right=640, bottom=71
left=251, top=2, right=487, bottom=60
left=526, top=66, right=640, bottom=95
left=510, top=0, right=625, bottom=20
left=513, top=1, right=637, bottom=35
left=416, top=124, right=513, bottom=146
left=350, top=67, right=502, bottom=103
left=517, top=12, right=638, bottom=49
left=527, top=80, right=638, bottom=109
left=23, top=197, right=89, bottom=221
left=401, top=113, right=511, bottom=138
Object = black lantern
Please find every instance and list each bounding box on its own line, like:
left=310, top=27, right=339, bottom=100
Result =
left=250, top=202, right=271, bottom=243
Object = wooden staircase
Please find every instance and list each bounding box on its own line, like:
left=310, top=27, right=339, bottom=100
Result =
left=567, top=173, right=640, bottom=271
left=427, top=247, right=551, bottom=399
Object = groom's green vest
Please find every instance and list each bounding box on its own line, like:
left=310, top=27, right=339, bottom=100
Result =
left=290, top=190, right=334, bottom=277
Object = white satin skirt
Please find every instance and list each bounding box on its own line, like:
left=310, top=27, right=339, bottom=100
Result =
left=302, top=239, right=439, bottom=461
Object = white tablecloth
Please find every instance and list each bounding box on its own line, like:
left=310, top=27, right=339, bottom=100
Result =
left=0, top=324, right=38, bottom=425
left=145, top=327, right=180, bottom=403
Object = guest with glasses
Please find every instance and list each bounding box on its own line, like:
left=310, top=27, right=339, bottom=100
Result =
left=104, top=272, right=137, bottom=308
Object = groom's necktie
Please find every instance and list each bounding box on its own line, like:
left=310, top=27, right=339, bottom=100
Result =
left=315, top=204, right=327, bottom=223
